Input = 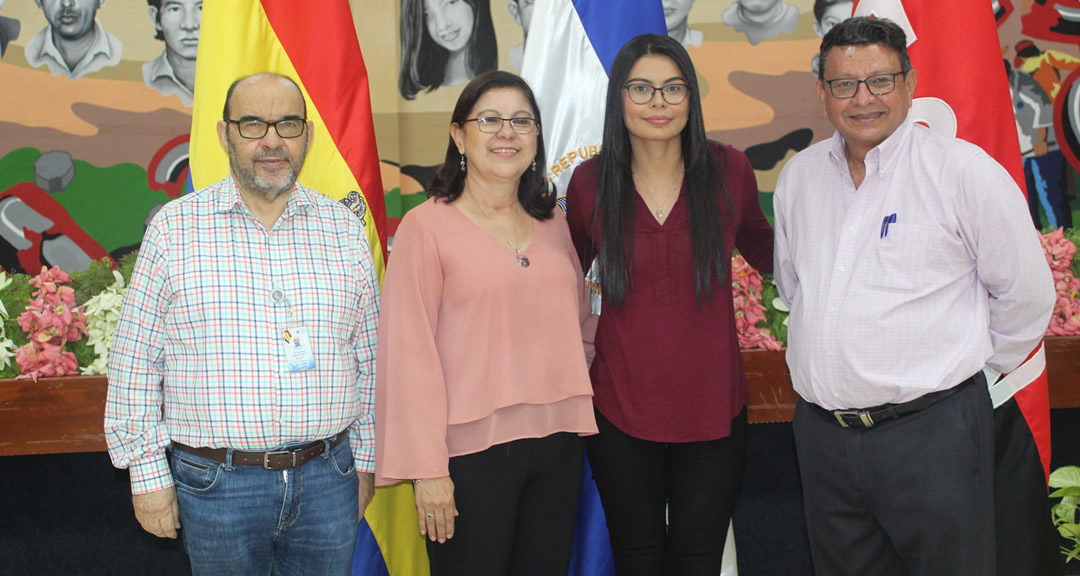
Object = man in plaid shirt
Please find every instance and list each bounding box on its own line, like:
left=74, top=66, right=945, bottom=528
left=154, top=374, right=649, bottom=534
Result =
left=105, top=72, right=379, bottom=575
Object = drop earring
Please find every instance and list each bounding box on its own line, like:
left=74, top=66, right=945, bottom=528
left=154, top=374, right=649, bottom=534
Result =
left=531, top=160, right=537, bottom=172
left=460, top=154, right=466, bottom=172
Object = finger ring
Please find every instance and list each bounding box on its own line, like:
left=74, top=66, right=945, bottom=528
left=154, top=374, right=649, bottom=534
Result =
left=426, top=513, right=435, bottom=519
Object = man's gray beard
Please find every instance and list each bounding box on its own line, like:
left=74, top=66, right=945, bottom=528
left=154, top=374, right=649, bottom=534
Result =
left=227, top=140, right=305, bottom=202
left=233, top=160, right=299, bottom=202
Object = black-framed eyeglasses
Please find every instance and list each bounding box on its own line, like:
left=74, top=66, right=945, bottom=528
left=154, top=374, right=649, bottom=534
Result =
left=226, top=118, right=307, bottom=139
left=823, top=71, right=908, bottom=99
left=462, top=116, right=538, bottom=134
left=624, top=83, right=690, bottom=105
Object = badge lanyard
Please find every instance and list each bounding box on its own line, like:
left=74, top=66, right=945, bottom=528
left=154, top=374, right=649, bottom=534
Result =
left=272, top=288, right=315, bottom=372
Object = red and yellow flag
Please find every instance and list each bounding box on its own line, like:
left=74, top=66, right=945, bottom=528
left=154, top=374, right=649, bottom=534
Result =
left=189, top=0, right=387, bottom=272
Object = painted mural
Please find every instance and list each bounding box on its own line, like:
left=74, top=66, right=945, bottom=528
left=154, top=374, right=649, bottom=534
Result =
left=0, top=0, right=1076, bottom=276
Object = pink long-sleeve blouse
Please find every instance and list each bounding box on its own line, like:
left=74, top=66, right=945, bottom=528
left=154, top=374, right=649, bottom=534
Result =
left=375, top=198, right=598, bottom=485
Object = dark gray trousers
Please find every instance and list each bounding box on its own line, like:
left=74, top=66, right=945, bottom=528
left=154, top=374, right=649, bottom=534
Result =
left=793, top=375, right=996, bottom=576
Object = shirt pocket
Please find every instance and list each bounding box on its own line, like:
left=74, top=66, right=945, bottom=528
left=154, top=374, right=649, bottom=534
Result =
left=866, top=222, right=930, bottom=293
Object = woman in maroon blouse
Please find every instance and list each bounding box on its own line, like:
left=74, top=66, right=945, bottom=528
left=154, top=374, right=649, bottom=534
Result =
left=565, top=34, right=774, bottom=574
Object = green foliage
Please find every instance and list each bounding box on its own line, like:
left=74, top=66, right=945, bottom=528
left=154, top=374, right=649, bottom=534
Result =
left=1064, top=227, right=1080, bottom=281
left=117, top=251, right=139, bottom=283
left=760, top=273, right=788, bottom=347
left=69, top=258, right=120, bottom=305
left=0, top=272, right=32, bottom=379
left=1050, top=465, right=1080, bottom=564
left=68, top=339, right=97, bottom=373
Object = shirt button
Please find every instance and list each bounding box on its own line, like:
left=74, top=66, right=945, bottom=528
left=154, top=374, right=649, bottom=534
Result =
left=833, top=392, right=840, bottom=398
left=847, top=226, right=855, bottom=232
left=829, top=306, right=836, bottom=313
left=826, top=351, right=833, bottom=357
left=838, top=265, right=846, bottom=272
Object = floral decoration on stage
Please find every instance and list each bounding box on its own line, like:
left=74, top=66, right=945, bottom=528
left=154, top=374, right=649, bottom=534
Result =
left=0, top=231, right=1077, bottom=378
left=1041, top=227, right=1080, bottom=337
left=0, top=254, right=137, bottom=380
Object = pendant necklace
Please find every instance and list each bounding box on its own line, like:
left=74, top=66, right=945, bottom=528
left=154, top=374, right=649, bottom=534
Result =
left=470, top=192, right=530, bottom=268
left=634, top=164, right=682, bottom=224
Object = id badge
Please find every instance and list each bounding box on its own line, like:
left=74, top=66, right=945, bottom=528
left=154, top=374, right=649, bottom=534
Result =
left=281, top=326, right=316, bottom=372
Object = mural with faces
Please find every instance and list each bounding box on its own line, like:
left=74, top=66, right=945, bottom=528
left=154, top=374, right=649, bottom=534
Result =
left=3, top=0, right=1077, bottom=276
left=143, top=0, right=201, bottom=106
left=399, top=0, right=498, bottom=99
left=25, top=0, right=122, bottom=80
left=0, top=0, right=197, bottom=273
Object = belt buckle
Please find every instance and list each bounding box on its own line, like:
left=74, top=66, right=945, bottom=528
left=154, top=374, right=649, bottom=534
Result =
left=833, top=410, right=857, bottom=428
left=263, top=449, right=299, bottom=469
left=833, top=410, right=875, bottom=429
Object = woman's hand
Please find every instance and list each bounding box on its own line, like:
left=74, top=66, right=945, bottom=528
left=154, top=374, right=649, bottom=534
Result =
left=413, top=476, right=458, bottom=543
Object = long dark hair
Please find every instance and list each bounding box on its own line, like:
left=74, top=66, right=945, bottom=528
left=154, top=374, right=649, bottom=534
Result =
left=399, top=0, right=498, bottom=100
left=428, top=71, right=556, bottom=220
left=591, top=34, right=729, bottom=307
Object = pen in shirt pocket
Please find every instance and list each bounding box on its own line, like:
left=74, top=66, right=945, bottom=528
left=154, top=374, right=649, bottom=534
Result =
left=880, top=213, right=897, bottom=238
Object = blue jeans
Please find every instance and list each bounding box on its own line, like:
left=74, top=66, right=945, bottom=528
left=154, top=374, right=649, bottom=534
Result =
left=170, top=437, right=359, bottom=576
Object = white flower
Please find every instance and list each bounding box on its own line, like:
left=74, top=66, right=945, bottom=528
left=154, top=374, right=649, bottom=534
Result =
left=80, top=271, right=128, bottom=375
left=0, top=338, right=15, bottom=369
left=0, top=273, right=16, bottom=365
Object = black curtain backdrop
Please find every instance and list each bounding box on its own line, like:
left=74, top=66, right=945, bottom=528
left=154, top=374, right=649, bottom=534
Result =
left=2, top=409, right=1078, bottom=576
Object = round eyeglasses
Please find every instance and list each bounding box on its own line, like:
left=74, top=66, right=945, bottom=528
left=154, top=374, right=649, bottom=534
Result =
left=227, top=118, right=307, bottom=139
left=624, top=83, right=690, bottom=105
left=463, top=116, right=539, bottom=134
left=823, top=71, right=908, bottom=99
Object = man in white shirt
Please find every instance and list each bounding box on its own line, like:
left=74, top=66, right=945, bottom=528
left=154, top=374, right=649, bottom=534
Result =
left=774, top=17, right=1055, bottom=576
left=25, top=0, right=121, bottom=80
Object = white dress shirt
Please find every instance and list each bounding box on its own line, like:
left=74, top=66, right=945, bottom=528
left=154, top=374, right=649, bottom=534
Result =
left=774, top=119, right=1055, bottom=410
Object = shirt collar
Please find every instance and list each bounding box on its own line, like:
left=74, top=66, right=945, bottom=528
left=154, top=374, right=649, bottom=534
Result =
left=36, top=20, right=115, bottom=75
left=214, top=175, right=317, bottom=219
left=146, top=51, right=184, bottom=87
left=828, top=117, right=915, bottom=175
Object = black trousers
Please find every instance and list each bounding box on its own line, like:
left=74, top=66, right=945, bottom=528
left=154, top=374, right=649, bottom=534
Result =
left=586, top=408, right=747, bottom=576
left=793, top=375, right=996, bottom=576
left=426, top=433, right=584, bottom=576
left=993, top=397, right=1064, bottom=576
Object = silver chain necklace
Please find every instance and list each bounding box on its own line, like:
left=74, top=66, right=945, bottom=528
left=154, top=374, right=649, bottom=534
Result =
left=469, top=192, right=530, bottom=268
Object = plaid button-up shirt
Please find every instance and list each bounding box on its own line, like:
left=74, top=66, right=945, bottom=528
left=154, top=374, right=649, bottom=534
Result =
left=105, top=176, right=379, bottom=494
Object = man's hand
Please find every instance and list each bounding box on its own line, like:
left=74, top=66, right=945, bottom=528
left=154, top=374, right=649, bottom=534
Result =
left=132, top=486, right=180, bottom=539
left=357, top=471, right=375, bottom=522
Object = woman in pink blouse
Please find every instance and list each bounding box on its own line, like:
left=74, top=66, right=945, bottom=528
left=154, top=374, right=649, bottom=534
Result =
left=375, top=71, right=598, bottom=575
left=565, top=35, right=774, bottom=574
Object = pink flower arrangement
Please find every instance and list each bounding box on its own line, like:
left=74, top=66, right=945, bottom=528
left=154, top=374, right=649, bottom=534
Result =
left=732, top=255, right=783, bottom=350
left=14, top=266, right=89, bottom=380
left=1040, top=228, right=1080, bottom=337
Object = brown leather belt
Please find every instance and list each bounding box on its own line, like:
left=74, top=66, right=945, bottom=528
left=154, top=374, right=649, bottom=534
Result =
left=172, top=431, right=347, bottom=470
